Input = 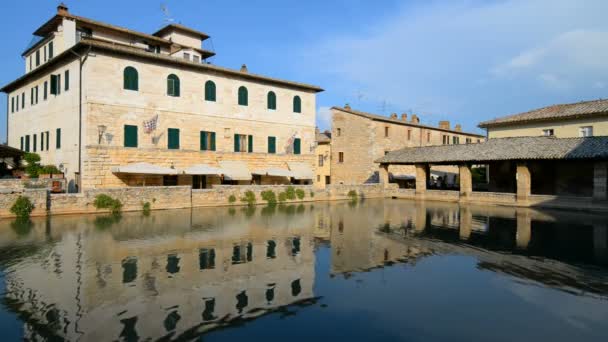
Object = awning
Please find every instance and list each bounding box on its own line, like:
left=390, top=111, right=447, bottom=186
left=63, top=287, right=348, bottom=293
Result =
left=287, top=162, right=314, bottom=180
left=252, top=168, right=293, bottom=178
left=182, top=164, right=223, bottom=175
left=111, top=162, right=178, bottom=175
left=391, top=174, right=415, bottom=180
left=219, top=160, right=252, bottom=181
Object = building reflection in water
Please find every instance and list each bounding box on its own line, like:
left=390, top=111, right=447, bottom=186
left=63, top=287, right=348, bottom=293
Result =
left=0, top=199, right=607, bottom=340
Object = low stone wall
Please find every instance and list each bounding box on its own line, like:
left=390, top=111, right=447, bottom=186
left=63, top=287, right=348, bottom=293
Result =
left=0, top=189, right=48, bottom=219
left=192, top=185, right=315, bottom=207
left=0, top=178, right=63, bottom=191
left=468, top=192, right=517, bottom=205
left=324, top=183, right=392, bottom=201
left=425, top=190, right=460, bottom=202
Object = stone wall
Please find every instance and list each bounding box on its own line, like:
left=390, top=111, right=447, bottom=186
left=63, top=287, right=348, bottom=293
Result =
left=0, top=178, right=66, bottom=191
left=0, top=189, right=48, bottom=219
left=192, top=184, right=315, bottom=207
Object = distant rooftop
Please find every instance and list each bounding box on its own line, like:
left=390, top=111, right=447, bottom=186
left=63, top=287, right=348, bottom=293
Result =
left=316, top=131, right=331, bottom=143
left=479, top=99, right=608, bottom=128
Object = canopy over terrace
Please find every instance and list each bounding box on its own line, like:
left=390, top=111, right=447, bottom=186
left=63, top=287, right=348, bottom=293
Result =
left=375, top=136, right=608, bottom=202
left=181, top=164, right=223, bottom=175
left=252, top=168, right=294, bottom=178
left=287, top=162, right=314, bottom=180
left=219, top=161, right=252, bottom=182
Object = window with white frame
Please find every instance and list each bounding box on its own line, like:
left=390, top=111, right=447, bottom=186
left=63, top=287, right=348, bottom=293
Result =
left=542, top=129, right=554, bottom=136
left=579, top=126, right=593, bottom=137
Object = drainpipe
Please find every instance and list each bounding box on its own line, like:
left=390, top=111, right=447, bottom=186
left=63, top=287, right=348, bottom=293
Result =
left=69, top=46, right=91, bottom=193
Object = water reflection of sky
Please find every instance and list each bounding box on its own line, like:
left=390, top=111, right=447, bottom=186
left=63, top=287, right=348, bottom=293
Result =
left=0, top=199, right=606, bottom=341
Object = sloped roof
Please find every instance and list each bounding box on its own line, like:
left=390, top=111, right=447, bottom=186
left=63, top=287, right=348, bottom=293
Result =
left=478, top=99, right=608, bottom=128
left=316, top=132, right=331, bottom=143
left=153, top=23, right=210, bottom=40
left=376, top=136, right=608, bottom=165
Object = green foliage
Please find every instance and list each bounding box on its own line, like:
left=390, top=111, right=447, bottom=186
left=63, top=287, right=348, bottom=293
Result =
left=472, top=167, right=487, bottom=184
left=10, top=196, right=34, bottom=219
left=11, top=218, right=33, bottom=236
left=261, top=190, right=277, bottom=205
left=94, top=213, right=122, bottom=230
left=295, top=188, right=305, bottom=200
left=228, top=195, right=237, bottom=203
left=297, top=204, right=306, bottom=213
left=347, top=190, right=358, bottom=200
left=24, top=153, right=41, bottom=165
left=23, top=153, right=42, bottom=178
left=310, top=191, right=315, bottom=198
left=93, top=194, right=123, bottom=214
left=285, top=186, right=296, bottom=200
left=240, top=190, right=256, bottom=206
left=278, top=192, right=287, bottom=203
left=242, top=206, right=256, bottom=217
left=40, top=164, right=61, bottom=174
left=142, top=201, right=151, bottom=216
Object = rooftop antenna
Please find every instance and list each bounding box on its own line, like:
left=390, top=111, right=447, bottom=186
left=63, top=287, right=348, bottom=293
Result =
left=160, top=3, right=175, bottom=24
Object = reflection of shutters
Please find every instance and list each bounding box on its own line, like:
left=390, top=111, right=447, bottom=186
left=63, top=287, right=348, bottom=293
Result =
left=124, top=125, right=138, bottom=147
left=248, top=135, right=253, bottom=153
left=267, top=136, right=276, bottom=154
left=294, top=138, right=301, bottom=155
left=210, top=132, right=216, bottom=151
left=234, top=134, right=240, bottom=152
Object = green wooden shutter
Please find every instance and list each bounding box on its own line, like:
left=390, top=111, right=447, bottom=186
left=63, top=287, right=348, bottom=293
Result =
left=50, top=75, right=58, bottom=95
left=168, top=128, right=180, bottom=149
left=25, top=135, right=30, bottom=152
left=268, top=136, right=276, bottom=154
left=44, top=81, right=48, bottom=100
left=33, top=134, right=37, bottom=152
left=238, top=87, right=248, bottom=106
left=124, top=125, right=138, bottom=147
left=46, top=131, right=49, bottom=150
left=56, top=128, right=61, bottom=149
left=267, top=92, right=276, bottom=110
left=293, top=96, right=302, bottom=113
left=205, top=81, right=216, bottom=101
left=65, top=70, right=70, bottom=91
left=294, top=138, right=301, bottom=154
left=20, top=137, right=23, bottom=151
left=40, top=132, right=44, bottom=151
left=248, top=135, right=253, bottom=153
left=200, top=131, right=208, bottom=150
left=210, top=132, right=216, bottom=151
left=234, top=134, right=240, bottom=152
left=49, top=41, right=53, bottom=58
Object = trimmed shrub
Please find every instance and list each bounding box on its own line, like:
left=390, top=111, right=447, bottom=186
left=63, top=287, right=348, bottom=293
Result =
left=23, top=153, right=42, bottom=178
left=347, top=190, right=358, bottom=200
left=310, top=191, right=315, bottom=198
left=261, top=190, right=277, bottom=205
left=10, top=196, right=34, bottom=219
left=93, top=194, right=123, bottom=214
left=285, top=186, right=296, bottom=200
left=40, top=164, right=61, bottom=174
left=23, top=152, right=41, bottom=165
left=295, top=188, right=305, bottom=200
left=278, top=192, right=287, bottom=203
left=240, top=191, right=256, bottom=206
left=228, top=195, right=237, bottom=203
left=142, top=201, right=151, bottom=215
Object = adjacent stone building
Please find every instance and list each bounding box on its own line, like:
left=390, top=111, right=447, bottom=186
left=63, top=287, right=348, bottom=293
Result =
left=314, top=129, right=331, bottom=187
left=1, top=4, right=322, bottom=191
left=330, top=105, right=485, bottom=185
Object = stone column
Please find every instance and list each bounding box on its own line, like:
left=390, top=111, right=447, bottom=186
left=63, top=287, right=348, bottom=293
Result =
left=415, top=164, right=428, bottom=195
left=459, top=206, right=472, bottom=240
left=593, top=162, right=608, bottom=201
left=516, top=209, right=532, bottom=249
left=459, top=164, right=472, bottom=199
left=379, top=164, right=390, bottom=189
left=516, top=162, right=531, bottom=203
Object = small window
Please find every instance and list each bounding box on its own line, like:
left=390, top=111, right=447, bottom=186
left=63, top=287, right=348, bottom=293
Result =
left=579, top=126, right=593, bottom=137
left=11, top=97, right=14, bottom=113
left=200, top=131, right=216, bottom=151
left=123, top=67, right=139, bottom=91
left=33, top=134, right=37, bottom=152
left=36, top=50, right=40, bottom=66
left=442, top=135, right=450, bottom=145
left=453, top=136, right=460, bottom=144
left=293, top=138, right=301, bottom=155
left=48, top=41, right=54, bottom=59
left=466, top=138, right=472, bottom=144
left=30, top=88, right=34, bottom=105
left=21, top=92, right=25, bottom=108
left=167, top=74, right=180, bottom=97
left=40, top=132, right=44, bottom=151
left=338, top=152, right=344, bottom=163
left=267, top=91, right=277, bottom=110
left=193, top=55, right=200, bottom=63
left=20, top=137, right=23, bottom=150
left=318, top=154, right=324, bottom=167
left=35, top=86, right=39, bottom=104
left=183, top=52, right=190, bottom=60
left=427, top=132, right=431, bottom=142
left=234, top=134, right=248, bottom=152
left=384, top=127, right=389, bottom=137
left=46, top=131, right=49, bottom=150
left=124, top=125, right=138, bottom=147
left=268, top=136, right=276, bottom=154
left=204, top=80, right=216, bottom=101
left=238, top=86, right=248, bottom=106
left=44, top=45, right=47, bottom=61
left=56, top=128, right=61, bottom=149
left=542, top=129, right=554, bottom=137
left=25, top=135, right=30, bottom=152
left=337, top=128, right=341, bottom=136
left=44, top=81, right=48, bottom=100
left=293, top=96, right=302, bottom=113
left=64, top=70, right=70, bottom=91
left=168, top=128, right=180, bottom=149
left=199, top=249, right=216, bottom=270
left=407, top=130, right=412, bottom=141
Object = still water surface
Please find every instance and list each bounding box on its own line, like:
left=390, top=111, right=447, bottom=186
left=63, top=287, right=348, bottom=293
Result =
left=0, top=199, right=607, bottom=341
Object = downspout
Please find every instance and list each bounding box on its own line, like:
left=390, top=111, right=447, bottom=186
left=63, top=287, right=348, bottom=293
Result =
left=70, top=46, right=91, bottom=192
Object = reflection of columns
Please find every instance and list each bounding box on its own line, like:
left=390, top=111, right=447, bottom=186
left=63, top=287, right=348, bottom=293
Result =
left=415, top=164, right=428, bottom=195
left=459, top=164, right=472, bottom=199
left=593, top=162, right=607, bottom=201
left=379, top=164, right=390, bottom=188
left=515, top=210, right=531, bottom=249
left=414, top=201, right=427, bottom=232
left=593, top=223, right=608, bottom=264
left=516, top=162, right=531, bottom=203
left=459, top=206, right=472, bottom=240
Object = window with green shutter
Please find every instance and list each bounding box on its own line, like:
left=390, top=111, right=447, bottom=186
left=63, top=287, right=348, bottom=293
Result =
left=25, top=135, right=30, bottom=152
left=238, top=86, right=248, bottom=106
left=123, top=67, right=138, bottom=91
left=234, top=134, right=240, bottom=152
left=267, top=136, right=276, bottom=154
left=168, top=128, right=180, bottom=149
left=167, top=74, right=180, bottom=97
left=200, top=131, right=216, bottom=151
left=293, top=96, right=302, bottom=113
left=20, top=137, right=24, bottom=151
left=44, top=81, right=48, bottom=100
left=49, top=41, right=54, bottom=59
left=205, top=81, right=216, bottom=101
left=124, top=125, right=138, bottom=147
left=46, top=131, right=49, bottom=150
left=50, top=75, right=58, bottom=95
left=40, top=132, right=44, bottom=151
left=21, top=92, right=25, bottom=108
left=33, top=134, right=37, bottom=152
left=248, top=135, right=253, bottom=153
left=267, top=91, right=276, bottom=110
left=11, top=97, right=14, bottom=113
left=293, top=138, right=301, bottom=155
left=36, top=50, right=40, bottom=66
left=64, top=70, right=70, bottom=91
left=56, top=128, right=61, bottom=149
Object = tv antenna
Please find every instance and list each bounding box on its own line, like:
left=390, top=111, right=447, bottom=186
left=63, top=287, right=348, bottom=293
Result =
left=160, top=3, right=175, bottom=24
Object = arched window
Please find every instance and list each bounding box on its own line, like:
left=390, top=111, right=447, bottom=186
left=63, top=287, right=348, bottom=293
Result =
left=267, top=91, right=276, bottom=110
left=238, top=86, right=248, bottom=106
left=123, top=67, right=138, bottom=91
left=205, top=80, right=216, bottom=102
left=293, top=96, right=302, bottom=113
left=167, top=74, right=180, bottom=97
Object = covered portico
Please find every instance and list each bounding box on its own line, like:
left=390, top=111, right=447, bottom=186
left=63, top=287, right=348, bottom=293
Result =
left=377, top=136, right=608, bottom=209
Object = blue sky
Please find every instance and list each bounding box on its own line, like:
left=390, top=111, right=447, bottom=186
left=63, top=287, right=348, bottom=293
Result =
left=1, top=0, right=608, bottom=142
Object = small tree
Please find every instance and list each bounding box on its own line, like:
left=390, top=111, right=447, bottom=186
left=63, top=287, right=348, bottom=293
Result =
left=24, top=153, right=42, bottom=178
left=295, top=188, right=305, bottom=200
left=261, top=190, right=277, bottom=205
left=228, top=195, right=237, bottom=203
left=93, top=194, right=123, bottom=214
left=240, top=191, right=256, bottom=206
left=285, top=186, right=296, bottom=200
left=10, top=196, right=34, bottom=219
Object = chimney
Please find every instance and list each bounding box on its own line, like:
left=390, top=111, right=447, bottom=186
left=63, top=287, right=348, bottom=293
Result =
left=344, top=103, right=351, bottom=110
left=410, top=114, right=420, bottom=124
left=401, top=113, right=408, bottom=121
left=57, top=3, right=69, bottom=15
left=240, top=64, right=248, bottom=73
left=454, top=124, right=462, bottom=132
left=439, top=121, right=450, bottom=130
left=390, top=113, right=397, bottom=119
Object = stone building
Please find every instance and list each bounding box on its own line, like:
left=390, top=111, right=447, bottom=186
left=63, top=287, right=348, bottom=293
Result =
left=478, top=99, right=608, bottom=138
left=1, top=4, right=322, bottom=191
left=314, top=128, right=331, bottom=187
left=330, top=105, right=485, bottom=185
